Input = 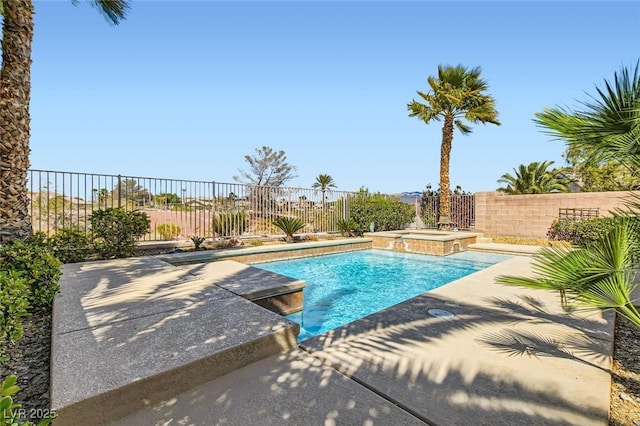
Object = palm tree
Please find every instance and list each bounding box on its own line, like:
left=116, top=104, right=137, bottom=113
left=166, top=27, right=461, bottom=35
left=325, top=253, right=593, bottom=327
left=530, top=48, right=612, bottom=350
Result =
left=497, top=161, right=571, bottom=194
left=312, top=174, right=337, bottom=208
left=534, top=61, right=640, bottom=170
left=408, top=64, right=500, bottom=229
left=498, top=63, right=640, bottom=328
left=0, top=0, right=129, bottom=243
left=496, top=217, right=640, bottom=327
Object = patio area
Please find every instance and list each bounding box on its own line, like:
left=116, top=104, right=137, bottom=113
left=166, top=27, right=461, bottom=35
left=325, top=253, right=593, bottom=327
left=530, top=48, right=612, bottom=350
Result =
left=50, top=241, right=614, bottom=425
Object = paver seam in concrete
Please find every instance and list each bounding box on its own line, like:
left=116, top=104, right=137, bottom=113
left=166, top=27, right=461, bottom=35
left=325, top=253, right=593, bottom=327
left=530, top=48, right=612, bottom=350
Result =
left=54, top=286, right=239, bottom=337
left=297, top=343, right=435, bottom=426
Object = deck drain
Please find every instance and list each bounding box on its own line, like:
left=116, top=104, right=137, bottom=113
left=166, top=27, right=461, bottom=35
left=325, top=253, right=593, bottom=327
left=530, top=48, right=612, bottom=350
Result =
left=428, top=308, right=455, bottom=318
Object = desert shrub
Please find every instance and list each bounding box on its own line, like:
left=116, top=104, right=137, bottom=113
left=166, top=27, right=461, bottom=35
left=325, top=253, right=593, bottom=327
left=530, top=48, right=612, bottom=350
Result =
left=89, top=208, right=150, bottom=259
left=337, top=219, right=362, bottom=237
left=213, top=212, right=248, bottom=236
left=0, top=271, right=30, bottom=360
left=252, top=218, right=280, bottom=236
left=273, top=217, right=306, bottom=242
left=157, top=223, right=181, bottom=240
left=217, top=238, right=243, bottom=248
left=246, top=238, right=264, bottom=246
left=350, top=196, right=414, bottom=232
left=0, top=240, right=62, bottom=309
left=48, top=227, right=95, bottom=264
left=547, top=217, right=615, bottom=248
left=190, top=235, right=206, bottom=249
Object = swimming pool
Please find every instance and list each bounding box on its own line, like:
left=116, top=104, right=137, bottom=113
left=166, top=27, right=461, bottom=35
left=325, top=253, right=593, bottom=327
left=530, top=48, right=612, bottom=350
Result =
left=256, top=249, right=511, bottom=341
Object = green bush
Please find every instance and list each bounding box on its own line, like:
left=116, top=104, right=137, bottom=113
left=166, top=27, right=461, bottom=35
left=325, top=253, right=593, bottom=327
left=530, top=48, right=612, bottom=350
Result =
left=349, top=196, right=414, bottom=232
left=0, top=240, right=62, bottom=309
left=546, top=218, right=576, bottom=242
left=157, top=223, right=181, bottom=240
left=573, top=217, right=616, bottom=247
left=48, top=227, right=95, bottom=264
left=1, top=375, right=56, bottom=425
left=0, top=271, right=30, bottom=361
left=213, top=211, right=248, bottom=236
left=337, top=219, right=362, bottom=237
left=547, top=217, right=615, bottom=248
left=89, top=208, right=150, bottom=259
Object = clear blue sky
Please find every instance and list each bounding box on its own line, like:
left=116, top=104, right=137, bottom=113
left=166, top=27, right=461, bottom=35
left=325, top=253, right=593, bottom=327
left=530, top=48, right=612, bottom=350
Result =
left=27, top=1, right=640, bottom=193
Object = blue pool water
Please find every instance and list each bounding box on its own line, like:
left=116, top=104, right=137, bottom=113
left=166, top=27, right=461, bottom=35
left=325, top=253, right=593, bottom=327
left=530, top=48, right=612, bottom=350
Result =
left=256, top=249, right=511, bottom=341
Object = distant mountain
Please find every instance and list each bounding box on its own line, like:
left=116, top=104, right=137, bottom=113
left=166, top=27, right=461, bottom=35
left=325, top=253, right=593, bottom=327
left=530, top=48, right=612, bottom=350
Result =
left=399, top=191, right=422, bottom=204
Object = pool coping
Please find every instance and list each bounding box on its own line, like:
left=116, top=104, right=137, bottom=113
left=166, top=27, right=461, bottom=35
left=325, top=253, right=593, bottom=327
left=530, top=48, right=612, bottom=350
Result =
left=156, top=237, right=373, bottom=265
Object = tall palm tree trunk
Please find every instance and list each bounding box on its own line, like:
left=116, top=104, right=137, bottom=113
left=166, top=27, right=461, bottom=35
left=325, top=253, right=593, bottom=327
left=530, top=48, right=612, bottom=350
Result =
left=438, top=115, right=454, bottom=229
left=0, top=0, right=35, bottom=243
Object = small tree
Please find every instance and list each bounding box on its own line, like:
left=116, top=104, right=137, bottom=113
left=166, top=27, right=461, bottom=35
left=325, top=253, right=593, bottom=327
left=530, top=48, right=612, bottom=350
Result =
left=155, top=193, right=181, bottom=207
left=112, top=179, right=153, bottom=206
left=559, top=147, right=640, bottom=192
left=234, top=146, right=298, bottom=186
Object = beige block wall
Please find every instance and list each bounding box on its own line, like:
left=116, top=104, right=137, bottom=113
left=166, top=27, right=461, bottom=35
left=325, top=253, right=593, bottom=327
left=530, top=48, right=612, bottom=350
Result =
left=475, top=191, right=640, bottom=239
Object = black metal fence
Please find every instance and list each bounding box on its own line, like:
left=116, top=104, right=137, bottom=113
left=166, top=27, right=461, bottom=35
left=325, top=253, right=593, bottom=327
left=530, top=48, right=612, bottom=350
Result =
left=419, top=194, right=476, bottom=230
left=28, top=170, right=356, bottom=241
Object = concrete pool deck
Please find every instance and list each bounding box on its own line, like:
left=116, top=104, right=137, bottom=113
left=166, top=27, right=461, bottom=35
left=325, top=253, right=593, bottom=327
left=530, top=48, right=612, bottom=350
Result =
left=51, top=242, right=614, bottom=425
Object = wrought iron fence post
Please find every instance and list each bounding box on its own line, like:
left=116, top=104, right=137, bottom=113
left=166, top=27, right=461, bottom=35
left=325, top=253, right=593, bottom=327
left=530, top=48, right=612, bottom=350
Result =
left=117, top=175, right=122, bottom=209
left=211, top=181, right=216, bottom=239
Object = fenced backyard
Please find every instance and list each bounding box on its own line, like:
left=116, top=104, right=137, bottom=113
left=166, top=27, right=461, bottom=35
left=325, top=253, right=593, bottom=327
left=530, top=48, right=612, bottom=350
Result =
left=27, top=169, right=484, bottom=242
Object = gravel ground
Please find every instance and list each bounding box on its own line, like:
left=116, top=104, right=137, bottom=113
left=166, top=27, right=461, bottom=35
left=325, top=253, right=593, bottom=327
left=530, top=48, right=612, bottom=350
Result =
left=0, top=309, right=52, bottom=422
left=610, top=315, right=640, bottom=425
left=1, top=306, right=638, bottom=424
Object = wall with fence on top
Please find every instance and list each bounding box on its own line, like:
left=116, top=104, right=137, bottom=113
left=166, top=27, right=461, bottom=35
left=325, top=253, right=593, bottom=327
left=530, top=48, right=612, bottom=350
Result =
left=474, top=190, right=640, bottom=239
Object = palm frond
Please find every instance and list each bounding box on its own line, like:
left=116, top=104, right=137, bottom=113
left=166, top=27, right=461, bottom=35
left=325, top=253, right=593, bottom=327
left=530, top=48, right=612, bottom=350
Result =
left=496, top=218, right=640, bottom=327
left=72, top=0, right=130, bottom=25
left=454, top=120, right=472, bottom=135
left=534, top=61, right=640, bottom=170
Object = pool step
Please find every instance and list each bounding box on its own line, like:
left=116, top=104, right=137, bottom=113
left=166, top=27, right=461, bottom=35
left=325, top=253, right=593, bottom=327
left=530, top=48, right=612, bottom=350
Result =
left=177, top=260, right=306, bottom=315
left=50, top=257, right=300, bottom=425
